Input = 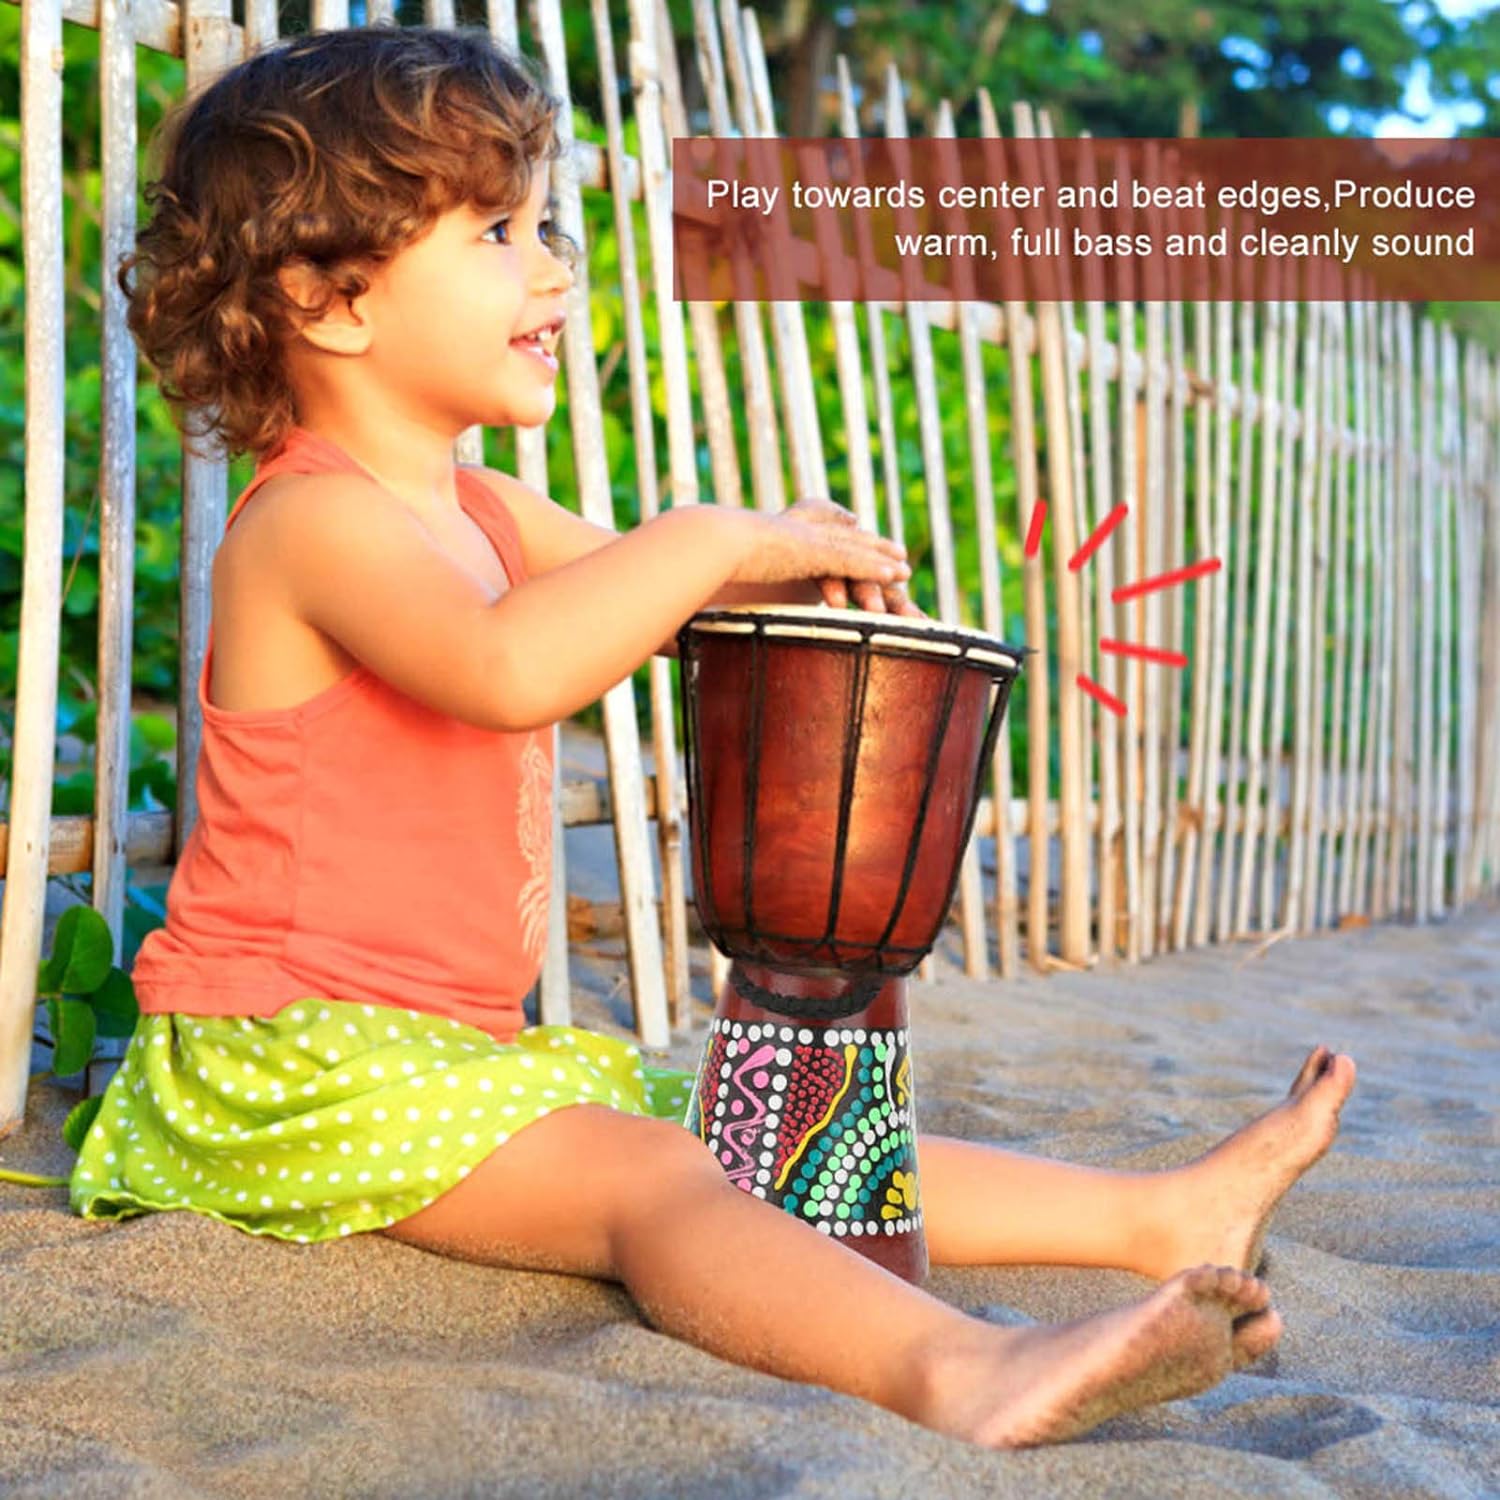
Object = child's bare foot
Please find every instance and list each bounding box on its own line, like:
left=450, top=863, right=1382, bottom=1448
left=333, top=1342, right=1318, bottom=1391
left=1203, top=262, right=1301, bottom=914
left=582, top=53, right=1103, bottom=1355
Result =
left=1140, top=1045, right=1357, bottom=1280
left=920, top=1264, right=1281, bottom=1448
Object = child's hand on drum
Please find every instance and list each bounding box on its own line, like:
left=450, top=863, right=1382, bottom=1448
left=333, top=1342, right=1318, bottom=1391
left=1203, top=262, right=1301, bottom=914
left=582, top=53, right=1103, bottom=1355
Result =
left=750, top=497, right=924, bottom=617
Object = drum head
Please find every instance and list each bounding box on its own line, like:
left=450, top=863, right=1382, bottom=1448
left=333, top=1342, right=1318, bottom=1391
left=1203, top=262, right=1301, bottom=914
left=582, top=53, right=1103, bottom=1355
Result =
left=683, top=603, right=1025, bottom=673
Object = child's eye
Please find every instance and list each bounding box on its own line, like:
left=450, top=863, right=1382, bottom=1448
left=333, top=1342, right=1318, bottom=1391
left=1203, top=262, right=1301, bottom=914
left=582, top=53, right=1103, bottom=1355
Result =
left=483, top=218, right=560, bottom=247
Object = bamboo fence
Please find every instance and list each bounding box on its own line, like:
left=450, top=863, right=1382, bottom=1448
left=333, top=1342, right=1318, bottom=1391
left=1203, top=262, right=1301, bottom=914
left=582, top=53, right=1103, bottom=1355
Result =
left=3, top=0, right=1498, bottom=1138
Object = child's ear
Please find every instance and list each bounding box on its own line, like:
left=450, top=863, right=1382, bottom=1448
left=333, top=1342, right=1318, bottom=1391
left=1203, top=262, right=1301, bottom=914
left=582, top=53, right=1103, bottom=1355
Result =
left=275, top=258, right=373, bottom=356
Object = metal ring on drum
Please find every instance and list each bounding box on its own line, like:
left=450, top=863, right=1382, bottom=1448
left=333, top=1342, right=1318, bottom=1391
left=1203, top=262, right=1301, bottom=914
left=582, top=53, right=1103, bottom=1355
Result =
left=674, top=603, right=1025, bottom=1286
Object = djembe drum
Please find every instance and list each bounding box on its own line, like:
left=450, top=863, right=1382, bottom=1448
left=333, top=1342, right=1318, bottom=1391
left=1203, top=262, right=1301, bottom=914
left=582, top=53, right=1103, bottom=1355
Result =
left=676, top=604, right=1023, bottom=1285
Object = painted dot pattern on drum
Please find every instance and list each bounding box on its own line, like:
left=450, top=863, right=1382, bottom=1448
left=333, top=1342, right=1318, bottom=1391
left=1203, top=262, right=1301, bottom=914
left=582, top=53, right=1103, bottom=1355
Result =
left=686, top=1019, right=922, bottom=1240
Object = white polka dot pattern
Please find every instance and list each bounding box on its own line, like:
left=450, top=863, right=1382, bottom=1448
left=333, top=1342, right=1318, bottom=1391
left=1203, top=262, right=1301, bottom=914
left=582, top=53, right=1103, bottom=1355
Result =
left=69, top=1002, right=696, bottom=1244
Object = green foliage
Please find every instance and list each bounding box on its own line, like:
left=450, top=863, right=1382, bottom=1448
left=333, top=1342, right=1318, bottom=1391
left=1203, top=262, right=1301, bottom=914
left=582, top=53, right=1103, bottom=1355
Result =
left=31, top=903, right=139, bottom=1159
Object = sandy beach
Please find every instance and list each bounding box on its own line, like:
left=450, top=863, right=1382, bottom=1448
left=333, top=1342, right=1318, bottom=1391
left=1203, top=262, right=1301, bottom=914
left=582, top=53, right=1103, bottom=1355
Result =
left=3, top=891, right=1497, bottom=1496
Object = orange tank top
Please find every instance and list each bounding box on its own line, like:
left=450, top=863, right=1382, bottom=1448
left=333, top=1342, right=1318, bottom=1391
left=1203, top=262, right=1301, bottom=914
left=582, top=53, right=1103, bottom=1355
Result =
left=129, top=425, right=554, bottom=1045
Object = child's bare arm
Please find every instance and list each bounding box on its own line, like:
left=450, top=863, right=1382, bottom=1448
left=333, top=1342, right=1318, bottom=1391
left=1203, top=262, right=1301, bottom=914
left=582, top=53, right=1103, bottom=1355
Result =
left=474, top=469, right=910, bottom=653
left=264, top=474, right=906, bottom=734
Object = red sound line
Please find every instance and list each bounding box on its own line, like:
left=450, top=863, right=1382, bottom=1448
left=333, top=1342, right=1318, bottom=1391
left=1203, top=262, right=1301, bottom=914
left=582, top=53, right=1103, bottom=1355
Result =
left=1111, top=556, right=1222, bottom=604
left=1076, top=672, right=1127, bottom=717
left=1023, top=499, right=1047, bottom=559
left=1069, top=503, right=1128, bottom=572
left=1099, top=638, right=1189, bottom=668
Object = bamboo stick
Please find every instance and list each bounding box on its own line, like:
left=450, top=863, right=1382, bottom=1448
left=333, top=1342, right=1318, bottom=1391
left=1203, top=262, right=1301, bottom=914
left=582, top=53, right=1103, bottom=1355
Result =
left=1455, top=338, right=1481, bottom=903
left=1388, top=304, right=1417, bottom=917
left=604, top=0, right=693, bottom=1030
left=1234, top=276, right=1284, bottom=935
left=498, top=0, right=570, bottom=1026
left=1322, top=297, right=1353, bottom=923
left=1285, top=291, right=1320, bottom=932
left=1037, top=114, right=1097, bottom=960
left=1347, top=290, right=1378, bottom=915
left=1260, top=289, right=1303, bottom=930
left=1193, top=285, right=1235, bottom=946
left=0, top=0, right=71, bottom=1134
left=879, top=77, right=983, bottom=983
left=738, top=9, right=829, bottom=503
left=1076, top=132, right=1123, bottom=960
left=977, top=91, right=1051, bottom=970
left=1371, top=301, right=1399, bottom=917
left=1139, top=224, right=1166, bottom=957
left=1432, top=326, right=1458, bottom=914
left=1415, top=319, right=1438, bottom=920
left=1303, top=288, right=1337, bottom=929
left=1216, top=278, right=1257, bottom=941
left=1115, top=149, right=1144, bottom=961
left=1172, top=181, right=1215, bottom=950
left=690, top=0, right=784, bottom=514
left=655, top=0, right=744, bottom=514
left=1017, top=100, right=1089, bottom=965
left=935, top=95, right=1001, bottom=978
left=532, top=0, right=669, bottom=1046
left=1479, top=351, right=1500, bottom=890
left=84, top=0, right=145, bottom=1095
left=1159, top=232, right=1187, bottom=951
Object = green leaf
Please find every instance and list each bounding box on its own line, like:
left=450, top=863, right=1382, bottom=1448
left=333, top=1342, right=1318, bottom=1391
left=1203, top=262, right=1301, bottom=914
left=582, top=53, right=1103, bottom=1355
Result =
left=62, top=1093, right=104, bottom=1153
left=46, top=904, right=115, bottom=994
left=51, top=997, right=97, bottom=1078
left=90, top=967, right=139, bottom=1039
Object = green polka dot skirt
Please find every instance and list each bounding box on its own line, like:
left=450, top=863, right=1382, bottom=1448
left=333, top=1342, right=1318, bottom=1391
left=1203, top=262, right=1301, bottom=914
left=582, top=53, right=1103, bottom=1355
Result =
left=69, top=1000, right=698, bottom=1244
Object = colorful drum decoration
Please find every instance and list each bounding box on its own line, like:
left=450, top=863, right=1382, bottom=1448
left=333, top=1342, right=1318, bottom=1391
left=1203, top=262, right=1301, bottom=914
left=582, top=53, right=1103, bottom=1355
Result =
left=676, top=604, right=1024, bottom=1284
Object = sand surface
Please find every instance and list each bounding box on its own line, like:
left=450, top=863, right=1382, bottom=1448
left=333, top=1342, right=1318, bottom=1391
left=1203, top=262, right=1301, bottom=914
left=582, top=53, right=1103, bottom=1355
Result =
left=3, top=902, right=1497, bottom=1497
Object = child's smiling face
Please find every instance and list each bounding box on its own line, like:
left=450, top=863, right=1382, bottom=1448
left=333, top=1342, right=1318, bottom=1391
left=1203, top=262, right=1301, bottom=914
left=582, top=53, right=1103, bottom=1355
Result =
left=281, top=162, right=575, bottom=435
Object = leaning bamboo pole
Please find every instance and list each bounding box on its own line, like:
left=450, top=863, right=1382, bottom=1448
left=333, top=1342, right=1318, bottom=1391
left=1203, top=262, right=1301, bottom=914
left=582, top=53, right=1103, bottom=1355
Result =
left=1158, top=240, right=1187, bottom=951
left=1322, top=298, right=1353, bottom=925
left=1298, top=288, right=1335, bottom=932
left=1388, top=304, right=1418, bottom=917
left=1016, top=100, right=1089, bottom=966
left=1115, top=151, right=1144, bottom=961
left=1172, top=187, right=1216, bottom=951
left=1233, top=279, right=1284, bottom=935
left=977, top=90, right=1051, bottom=970
left=1455, top=336, right=1481, bottom=904
left=531, top=0, right=670, bottom=1046
left=1344, top=282, right=1374, bottom=912
left=83, top=0, right=144, bottom=1096
left=492, top=0, right=573, bottom=1036
left=1260, top=290, right=1303, bottom=930
left=737, top=9, right=829, bottom=503
left=1371, top=301, right=1399, bottom=918
left=1479, top=350, right=1500, bottom=890
left=1076, top=133, right=1123, bottom=960
left=0, top=0, right=70, bottom=1135
left=936, top=94, right=1008, bottom=978
left=884, top=71, right=987, bottom=983
left=1432, top=324, right=1457, bottom=916
left=1216, top=282, right=1258, bottom=941
left=1139, top=248, right=1166, bottom=957
left=1192, top=278, right=1236, bottom=946
left=1415, top=319, right=1438, bottom=921
left=688, top=0, right=784, bottom=515
left=599, top=0, right=692, bottom=1030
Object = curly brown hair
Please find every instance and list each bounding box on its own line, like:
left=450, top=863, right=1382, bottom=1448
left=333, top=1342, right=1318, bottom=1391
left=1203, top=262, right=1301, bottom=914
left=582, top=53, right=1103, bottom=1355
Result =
left=120, top=23, right=579, bottom=462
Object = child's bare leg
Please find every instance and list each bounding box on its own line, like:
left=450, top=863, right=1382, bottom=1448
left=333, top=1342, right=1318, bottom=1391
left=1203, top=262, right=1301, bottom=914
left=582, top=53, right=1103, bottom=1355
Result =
left=918, top=1045, right=1357, bottom=1280
left=380, top=1101, right=1280, bottom=1448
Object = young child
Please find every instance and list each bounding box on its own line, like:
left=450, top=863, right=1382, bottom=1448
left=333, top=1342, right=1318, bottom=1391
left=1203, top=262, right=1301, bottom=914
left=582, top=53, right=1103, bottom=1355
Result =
left=71, top=25, right=1357, bottom=1450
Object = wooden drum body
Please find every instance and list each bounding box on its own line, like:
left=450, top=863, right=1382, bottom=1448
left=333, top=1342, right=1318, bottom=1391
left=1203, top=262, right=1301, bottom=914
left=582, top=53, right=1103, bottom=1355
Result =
left=676, top=605, right=1023, bottom=1284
